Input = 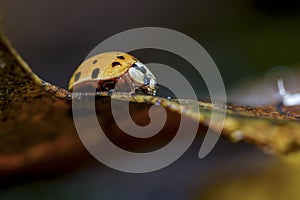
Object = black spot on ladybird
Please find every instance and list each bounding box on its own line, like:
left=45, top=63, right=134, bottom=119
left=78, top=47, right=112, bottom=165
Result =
left=112, top=62, right=121, bottom=67
left=117, top=55, right=125, bottom=60
left=74, top=72, right=81, bottom=82
left=91, top=68, right=100, bottom=79
left=92, top=60, right=97, bottom=64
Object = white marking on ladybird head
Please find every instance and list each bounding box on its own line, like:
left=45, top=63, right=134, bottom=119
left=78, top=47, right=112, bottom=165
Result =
left=128, top=61, right=157, bottom=94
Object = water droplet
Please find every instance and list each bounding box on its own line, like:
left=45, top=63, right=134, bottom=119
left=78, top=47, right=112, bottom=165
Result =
left=0, top=62, right=6, bottom=69
left=41, top=81, right=47, bottom=87
left=108, top=90, right=114, bottom=96
left=231, top=130, right=244, bottom=142
left=67, top=93, right=72, bottom=99
left=155, top=100, right=161, bottom=105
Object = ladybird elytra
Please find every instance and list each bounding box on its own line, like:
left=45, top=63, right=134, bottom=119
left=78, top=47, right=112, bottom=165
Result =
left=68, top=51, right=157, bottom=95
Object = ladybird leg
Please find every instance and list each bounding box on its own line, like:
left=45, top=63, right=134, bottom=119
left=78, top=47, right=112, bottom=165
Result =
left=102, top=81, right=116, bottom=91
left=129, top=83, right=137, bottom=95
left=123, top=79, right=136, bottom=95
left=114, top=73, right=137, bottom=95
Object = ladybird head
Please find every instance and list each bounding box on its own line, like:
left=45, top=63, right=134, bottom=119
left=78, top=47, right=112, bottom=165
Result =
left=128, top=61, right=157, bottom=95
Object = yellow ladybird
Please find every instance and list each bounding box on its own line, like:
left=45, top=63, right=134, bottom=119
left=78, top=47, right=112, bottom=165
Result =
left=68, top=52, right=157, bottom=95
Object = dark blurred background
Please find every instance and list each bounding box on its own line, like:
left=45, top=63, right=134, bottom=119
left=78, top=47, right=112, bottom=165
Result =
left=1, top=0, right=300, bottom=92
left=1, top=0, right=300, bottom=199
